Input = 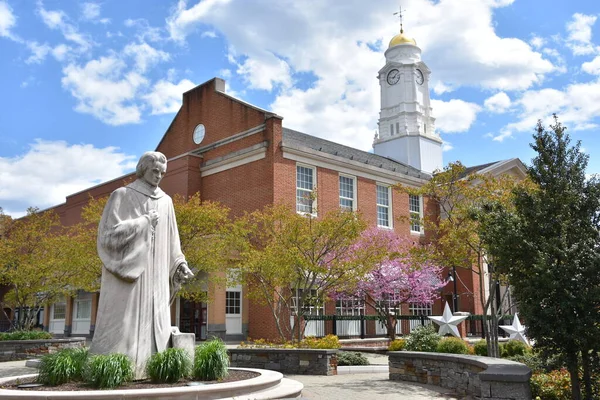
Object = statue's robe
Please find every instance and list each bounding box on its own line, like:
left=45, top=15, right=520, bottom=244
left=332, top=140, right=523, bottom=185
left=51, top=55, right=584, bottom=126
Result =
left=89, top=179, right=185, bottom=379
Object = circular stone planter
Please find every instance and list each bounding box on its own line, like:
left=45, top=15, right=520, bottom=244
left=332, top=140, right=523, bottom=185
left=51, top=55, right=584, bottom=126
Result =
left=0, top=368, right=303, bottom=400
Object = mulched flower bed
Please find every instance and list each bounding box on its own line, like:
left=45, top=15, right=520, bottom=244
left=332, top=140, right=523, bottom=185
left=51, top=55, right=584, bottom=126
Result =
left=3, top=370, right=260, bottom=391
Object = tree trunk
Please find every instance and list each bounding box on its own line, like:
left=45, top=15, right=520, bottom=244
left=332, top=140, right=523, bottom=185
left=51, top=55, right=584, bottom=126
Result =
left=387, top=315, right=397, bottom=341
left=581, top=348, right=593, bottom=400
left=568, top=354, right=582, bottom=400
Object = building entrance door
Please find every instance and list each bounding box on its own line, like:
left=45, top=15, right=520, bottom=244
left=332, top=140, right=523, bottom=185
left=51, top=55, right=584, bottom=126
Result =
left=179, top=300, right=207, bottom=340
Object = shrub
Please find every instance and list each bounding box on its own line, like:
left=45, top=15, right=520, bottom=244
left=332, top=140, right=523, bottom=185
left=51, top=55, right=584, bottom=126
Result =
left=38, top=348, right=89, bottom=386
left=530, top=369, right=571, bottom=400
left=473, top=340, right=488, bottom=356
left=503, top=340, right=530, bottom=357
left=301, top=334, right=341, bottom=349
left=84, top=353, right=134, bottom=389
left=193, top=339, right=229, bottom=381
left=388, top=339, right=406, bottom=352
left=337, top=351, right=369, bottom=366
left=0, top=330, right=53, bottom=341
left=404, top=325, right=440, bottom=352
left=146, top=348, right=192, bottom=383
left=436, top=337, right=470, bottom=354
left=507, top=354, right=545, bottom=373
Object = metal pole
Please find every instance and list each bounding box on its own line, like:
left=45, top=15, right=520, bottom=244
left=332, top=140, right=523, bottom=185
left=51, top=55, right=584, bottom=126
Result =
left=452, top=266, right=459, bottom=312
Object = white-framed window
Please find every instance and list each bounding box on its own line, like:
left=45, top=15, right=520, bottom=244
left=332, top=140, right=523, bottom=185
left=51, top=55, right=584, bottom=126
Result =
left=225, top=291, right=241, bottom=315
left=296, top=164, right=316, bottom=214
left=75, top=300, right=91, bottom=319
left=409, top=302, right=432, bottom=316
left=376, top=184, right=392, bottom=228
left=409, top=194, right=423, bottom=234
left=339, top=174, right=356, bottom=211
left=52, top=303, right=66, bottom=320
left=336, top=296, right=364, bottom=316
left=291, top=289, right=322, bottom=316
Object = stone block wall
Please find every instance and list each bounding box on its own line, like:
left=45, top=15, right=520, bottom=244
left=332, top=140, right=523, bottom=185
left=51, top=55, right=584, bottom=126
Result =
left=229, top=348, right=338, bottom=375
left=0, top=338, right=86, bottom=361
left=389, top=351, right=531, bottom=400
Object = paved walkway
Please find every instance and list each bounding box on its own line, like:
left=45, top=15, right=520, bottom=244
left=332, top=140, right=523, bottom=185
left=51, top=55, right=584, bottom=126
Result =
left=0, top=355, right=460, bottom=399
left=287, top=373, right=459, bottom=400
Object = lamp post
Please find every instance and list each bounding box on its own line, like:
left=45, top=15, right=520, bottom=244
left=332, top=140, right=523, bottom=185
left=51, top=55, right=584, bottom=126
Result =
left=447, top=266, right=459, bottom=312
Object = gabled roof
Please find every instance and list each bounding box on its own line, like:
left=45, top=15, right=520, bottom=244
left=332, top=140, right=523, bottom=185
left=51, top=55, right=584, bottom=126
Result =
left=458, top=161, right=500, bottom=178
left=460, top=158, right=528, bottom=179
left=282, top=128, right=430, bottom=180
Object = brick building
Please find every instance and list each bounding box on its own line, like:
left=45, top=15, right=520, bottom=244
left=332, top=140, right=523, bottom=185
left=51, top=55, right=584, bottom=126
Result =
left=36, top=28, right=525, bottom=341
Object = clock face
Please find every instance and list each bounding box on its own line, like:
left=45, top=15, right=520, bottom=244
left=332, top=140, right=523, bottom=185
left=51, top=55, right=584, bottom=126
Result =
left=386, top=69, right=400, bottom=85
left=193, top=124, right=205, bottom=144
left=415, top=69, right=424, bottom=85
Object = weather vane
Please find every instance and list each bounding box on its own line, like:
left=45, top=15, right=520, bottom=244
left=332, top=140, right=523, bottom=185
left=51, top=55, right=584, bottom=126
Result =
left=393, top=5, right=405, bottom=33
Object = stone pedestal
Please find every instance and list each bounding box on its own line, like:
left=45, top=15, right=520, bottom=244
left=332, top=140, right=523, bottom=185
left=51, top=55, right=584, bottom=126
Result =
left=171, top=326, right=195, bottom=365
left=454, top=312, right=470, bottom=338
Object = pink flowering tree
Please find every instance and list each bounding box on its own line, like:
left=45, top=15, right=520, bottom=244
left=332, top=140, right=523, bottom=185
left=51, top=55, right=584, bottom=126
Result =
left=334, top=228, right=445, bottom=340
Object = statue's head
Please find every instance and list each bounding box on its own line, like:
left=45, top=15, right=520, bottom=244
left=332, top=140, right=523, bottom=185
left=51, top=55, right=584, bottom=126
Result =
left=136, top=151, right=167, bottom=188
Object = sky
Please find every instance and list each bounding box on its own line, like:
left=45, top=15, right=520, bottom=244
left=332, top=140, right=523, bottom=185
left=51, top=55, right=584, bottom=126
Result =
left=1, top=0, right=600, bottom=217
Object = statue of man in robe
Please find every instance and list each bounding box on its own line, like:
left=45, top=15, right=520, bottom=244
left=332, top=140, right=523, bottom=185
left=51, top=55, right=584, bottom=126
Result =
left=90, top=151, right=194, bottom=379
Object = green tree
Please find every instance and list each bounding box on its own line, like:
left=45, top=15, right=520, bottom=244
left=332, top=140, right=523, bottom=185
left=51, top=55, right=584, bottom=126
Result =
left=400, top=162, right=530, bottom=357
left=172, top=193, right=232, bottom=302
left=480, top=116, right=600, bottom=400
left=0, top=207, right=98, bottom=330
left=233, top=205, right=391, bottom=341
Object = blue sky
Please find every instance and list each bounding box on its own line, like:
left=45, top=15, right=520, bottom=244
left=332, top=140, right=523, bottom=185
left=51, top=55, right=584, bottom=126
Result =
left=1, top=0, right=600, bottom=217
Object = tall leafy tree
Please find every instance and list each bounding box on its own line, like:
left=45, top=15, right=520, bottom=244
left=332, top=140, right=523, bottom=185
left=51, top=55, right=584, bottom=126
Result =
left=481, top=116, right=600, bottom=400
left=0, top=207, right=99, bottom=330
left=172, top=193, right=233, bottom=302
left=233, top=205, right=392, bottom=341
left=400, top=162, right=530, bottom=357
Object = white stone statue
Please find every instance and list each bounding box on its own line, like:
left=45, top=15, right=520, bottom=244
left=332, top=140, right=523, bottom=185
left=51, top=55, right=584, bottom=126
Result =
left=89, top=151, right=194, bottom=379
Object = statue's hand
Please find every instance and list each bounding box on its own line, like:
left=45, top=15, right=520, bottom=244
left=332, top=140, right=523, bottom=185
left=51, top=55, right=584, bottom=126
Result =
left=176, top=263, right=194, bottom=282
left=148, top=210, right=159, bottom=227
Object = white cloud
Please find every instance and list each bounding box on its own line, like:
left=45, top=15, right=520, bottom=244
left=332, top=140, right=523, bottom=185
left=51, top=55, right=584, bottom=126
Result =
left=25, top=41, right=51, bottom=64
left=582, top=55, right=600, bottom=75
left=61, top=56, right=148, bottom=125
left=123, top=18, right=163, bottom=42
left=167, top=0, right=232, bottom=43
left=143, top=78, right=196, bottom=114
left=236, top=55, right=292, bottom=91
left=0, top=0, right=17, bottom=39
left=0, top=140, right=137, bottom=214
left=530, top=35, right=545, bottom=49
left=566, top=13, right=598, bottom=56
left=81, top=2, right=100, bottom=21
left=492, top=82, right=600, bottom=141
left=484, top=92, right=511, bottom=113
left=442, top=141, right=454, bottom=152
left=219, top=68, right=232, bottom=79
left=432, top=81, right=453, bottom=94
left=38, top=6, right=66, bottom=29
left=201, top=30, right=217, bottom=38
left=431, top=99, right=481, bottom=133
left=37, top=3, right=93, bottom=52
left=51, top=44, right=70, bottom=61
left=123, top=42, right=170, bottom=72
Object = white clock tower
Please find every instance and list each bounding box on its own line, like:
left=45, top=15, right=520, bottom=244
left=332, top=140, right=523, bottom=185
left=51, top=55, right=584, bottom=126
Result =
left=373, top=27, right=442, bottom=174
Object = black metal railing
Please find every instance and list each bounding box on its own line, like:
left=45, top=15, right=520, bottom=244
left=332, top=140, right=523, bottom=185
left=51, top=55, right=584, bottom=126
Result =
left=299, top=314, right=513, bottom=338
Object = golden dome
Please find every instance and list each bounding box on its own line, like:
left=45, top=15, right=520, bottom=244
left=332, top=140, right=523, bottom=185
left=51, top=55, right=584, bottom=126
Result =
left=388, top=30, right=417, bottom=48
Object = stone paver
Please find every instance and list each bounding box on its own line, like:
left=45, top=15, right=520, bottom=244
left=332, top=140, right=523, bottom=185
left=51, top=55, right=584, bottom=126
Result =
left=287, top=373, right=460, bottom=400
left=0, top=360, right=36, bottom=378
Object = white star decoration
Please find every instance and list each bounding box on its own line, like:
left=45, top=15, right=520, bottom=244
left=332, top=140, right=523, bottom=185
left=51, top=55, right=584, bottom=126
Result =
left=499, top=313, right=529, bottom=345
left=428, top=302, right=468, bottom=338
